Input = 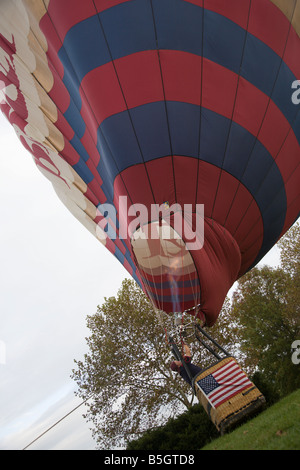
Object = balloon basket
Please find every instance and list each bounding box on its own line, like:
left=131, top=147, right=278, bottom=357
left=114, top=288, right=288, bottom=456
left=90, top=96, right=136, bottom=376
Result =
left=193, top=356, right=266, bottom=434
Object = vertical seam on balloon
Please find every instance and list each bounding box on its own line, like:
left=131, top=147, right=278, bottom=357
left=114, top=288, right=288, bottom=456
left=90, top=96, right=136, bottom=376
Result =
left=44, top=0, right=134, bottom=212
left=149, top=0, right=177, bottom=203
left=42, top=0, right=137, bottom=265
left=230, top=0, right=298, bottom=243
left=195, top=1, right=205, bottom=212
left=236, top=122, right=300, bottom=266
left=231, top=119, right=299, bottom=247
left=130, top=221, right=163, bottom=311
left=228, top=2, right=298, bottom=233
left=170, top=213, right=202, bottom=312
left=148, top=1, right=200, bottom=313
left=40, top=0, right=100, bottom=147
left=40, top=0, right=119, bottom=193
left=92, top=0, right=157, bottom=210
left=210, top=0, right=252, bottom=224
left=239, top=176, right=300, bottom=273
left=184, top=235, right=202, bottom=310
left=37, top=1, right=110, bottom=204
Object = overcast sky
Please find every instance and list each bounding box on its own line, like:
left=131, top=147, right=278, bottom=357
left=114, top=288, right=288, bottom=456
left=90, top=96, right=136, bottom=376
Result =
left=0, top=113, right=281, bottom=450
left=0, top=114, right=128, bottom=450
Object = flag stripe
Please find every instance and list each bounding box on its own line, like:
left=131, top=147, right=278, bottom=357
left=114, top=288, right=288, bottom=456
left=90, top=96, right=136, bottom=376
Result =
left=197, top=359, right=253, bottom=408
left=210, top=375, right=251, bottom=399
left=213, top=367, right=249, bottom=387
left=210, top=378, right=252, bottom=405
left=212, top=362, right=241, bottom=380
left=212, top=383, right=252, bottom=407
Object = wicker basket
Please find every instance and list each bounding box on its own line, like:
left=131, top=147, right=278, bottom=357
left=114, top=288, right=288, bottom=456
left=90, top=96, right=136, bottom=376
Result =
left=193, top=356, right=266, bottom=434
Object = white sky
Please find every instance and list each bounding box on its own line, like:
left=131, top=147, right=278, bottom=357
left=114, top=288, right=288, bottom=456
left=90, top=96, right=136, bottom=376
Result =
left=0, top=113, right=281, bottom=450
left=0, top=114, right=128, bottom=450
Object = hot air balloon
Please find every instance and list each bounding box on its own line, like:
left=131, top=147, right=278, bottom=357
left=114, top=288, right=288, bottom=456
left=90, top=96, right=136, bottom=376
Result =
left=0, top=0, right=299, bottom=328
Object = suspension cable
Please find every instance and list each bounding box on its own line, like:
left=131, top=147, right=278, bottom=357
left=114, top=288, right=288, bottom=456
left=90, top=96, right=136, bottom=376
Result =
left=22, top=394, right=92, bottom=450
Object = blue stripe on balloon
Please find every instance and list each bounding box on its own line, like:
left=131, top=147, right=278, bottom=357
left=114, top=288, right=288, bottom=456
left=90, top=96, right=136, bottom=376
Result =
left=147, top=292, right=198, bottom=304
left=63, top=100, right=86, bottom=140
left=59, top=0, right=299, bottom=141
left=101, top=0, right=156, bottom=60
left=56, top=0, right=292, bottom=267
left=96, top=101, right=287, bottom=264
left=72, top=159, right=94, bottom=185
left=140, top=277, right=200, bottom=289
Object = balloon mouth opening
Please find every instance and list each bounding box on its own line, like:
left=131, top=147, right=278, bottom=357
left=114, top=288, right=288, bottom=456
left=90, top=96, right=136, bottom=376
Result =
left=131, top=219, right=202, bottom=316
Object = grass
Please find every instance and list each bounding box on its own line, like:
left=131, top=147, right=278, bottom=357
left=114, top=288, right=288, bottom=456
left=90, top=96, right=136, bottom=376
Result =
left=201, top=388, right=300, bottom=450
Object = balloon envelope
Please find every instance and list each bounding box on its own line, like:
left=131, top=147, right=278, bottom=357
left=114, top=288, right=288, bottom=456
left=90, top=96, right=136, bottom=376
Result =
left=0, top=0, right=299, bottom=326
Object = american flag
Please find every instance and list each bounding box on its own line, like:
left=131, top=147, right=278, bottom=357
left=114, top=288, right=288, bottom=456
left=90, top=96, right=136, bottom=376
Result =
left=196, top=359, right=253, bottom=408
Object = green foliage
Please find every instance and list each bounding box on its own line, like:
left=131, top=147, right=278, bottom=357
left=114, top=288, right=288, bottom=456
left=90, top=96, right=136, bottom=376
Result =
left=126, top=404, right=219, bottom=450
left=72, top=223, right=300, bottom=449
left=126, top=372, right=282, bottom=451
left=71, top=279, right=196, bottom=449
left=202, top=388, right=300, bottom=450
left=187, top=296, right=242, bottom=370
left=231, top=222, right=300, bottom=397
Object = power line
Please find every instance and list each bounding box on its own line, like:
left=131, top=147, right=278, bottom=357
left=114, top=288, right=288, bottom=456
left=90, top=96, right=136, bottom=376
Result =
left=21, top=324, right=185, bottom=450
left=22, top=394, right=92, bottom=450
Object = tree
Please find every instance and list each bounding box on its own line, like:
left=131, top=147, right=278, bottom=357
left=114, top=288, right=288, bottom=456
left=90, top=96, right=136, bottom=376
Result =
left=71, top=279, right=241, bottom=449
left=72, top=222, right=300, bottom=448
left=278, top=222, right=300, bottom=328
left=126, top=404, right=219, bottom=450
left=231, top=223, right=300, bottom=396
left=72, top=279, right=201, bottom=449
